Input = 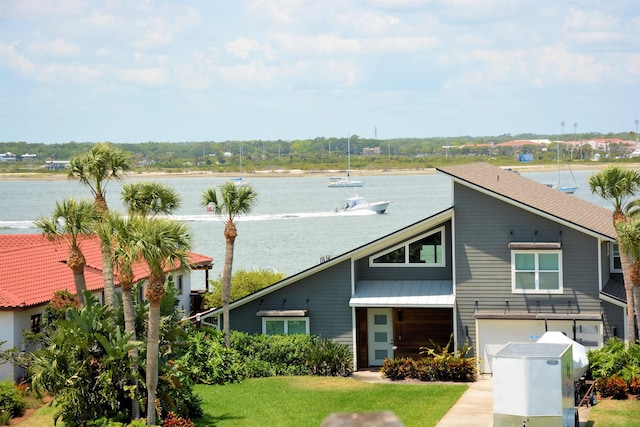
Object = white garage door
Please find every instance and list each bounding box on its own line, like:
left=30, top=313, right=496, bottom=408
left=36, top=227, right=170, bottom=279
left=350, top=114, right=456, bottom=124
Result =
left=476, top=319, right=602, bottom=374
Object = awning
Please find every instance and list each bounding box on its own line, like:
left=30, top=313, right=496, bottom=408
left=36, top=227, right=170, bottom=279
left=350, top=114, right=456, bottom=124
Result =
left=349, top=280, right=454, bottom=308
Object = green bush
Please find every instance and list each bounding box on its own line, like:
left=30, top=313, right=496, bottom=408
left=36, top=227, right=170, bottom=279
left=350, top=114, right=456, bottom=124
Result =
left=588, top=339, right=640, bottom=382
left=381, top=356, right=476, bottom=382
left=0, top=380, right=26, bottom=419
left=179, top=328, right=353, bottom=382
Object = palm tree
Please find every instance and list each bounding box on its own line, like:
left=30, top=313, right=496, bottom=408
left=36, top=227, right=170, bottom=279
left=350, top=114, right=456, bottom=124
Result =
left=69, top=143, right=131, bottom=308
left=201, top=182, right=257, bottom=347
left=103, top=213, right=143, bottom=419
left=589, top=165, right=640, bottom=343
left=121, top=181, right=181, bottom=218
left=132, top=217, right=192, bottom=426
left=34, top=199, right=100, bottom=306
left=616, top=218, right=640, bottom=339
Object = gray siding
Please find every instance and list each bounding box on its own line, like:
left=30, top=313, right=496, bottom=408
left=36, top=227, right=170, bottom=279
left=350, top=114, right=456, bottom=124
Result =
left=602, top=301, right=625, bottom=340
left=230, top=260, right=354, bottom=347
left=454, top=183, right=604, bottom=351
left=355, top=221, right=453, bottom=281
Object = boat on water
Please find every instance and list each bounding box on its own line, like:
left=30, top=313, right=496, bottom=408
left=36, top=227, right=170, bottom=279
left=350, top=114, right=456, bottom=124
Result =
left=335, top=195, right=391, bottom=214
left=551, top=122, right=578, bottom=194
left=229, top=145, right=251, bottom=186
left=328, top=135, right=363, bottom=187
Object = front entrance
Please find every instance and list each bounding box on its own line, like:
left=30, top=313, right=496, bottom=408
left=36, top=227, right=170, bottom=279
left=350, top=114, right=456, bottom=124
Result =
left=367, top=308, right=394, bottom=366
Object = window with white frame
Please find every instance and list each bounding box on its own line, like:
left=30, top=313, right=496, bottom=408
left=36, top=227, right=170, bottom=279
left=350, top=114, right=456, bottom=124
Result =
left=370, top=227, right=445, bottom=267
left=611, top=242, right=621, bottom=272
left=262, top=317, right=310, bottom=335
left=512, top=250, right=562, bottom=293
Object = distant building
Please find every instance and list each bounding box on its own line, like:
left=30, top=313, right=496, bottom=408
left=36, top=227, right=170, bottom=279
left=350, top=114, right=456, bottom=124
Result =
left=362, top=147, right=381, bottom=155
left=44, top=160, right=71, bottom=170
left=0, top=152, right=17, bottom=162
left=21, top=153, right=38, bottom=161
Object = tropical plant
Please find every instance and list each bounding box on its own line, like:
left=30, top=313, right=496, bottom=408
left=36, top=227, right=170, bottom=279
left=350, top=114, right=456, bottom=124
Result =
left=201, top=182, right=257, bottom=347
left=130, top=217, right=192, bottom=426
left=616, top=217, right=640, bottom=338
left=29, top=293, right=141, bottom=426
left=589, top=165, right=640, bottom=342
left=69, top=142, right=131, bottom=308
left=122, top=181, right=181, bottom=218
left=34, top=198, right=100, bottom=306
left=0, top=380, right=26, bottom=420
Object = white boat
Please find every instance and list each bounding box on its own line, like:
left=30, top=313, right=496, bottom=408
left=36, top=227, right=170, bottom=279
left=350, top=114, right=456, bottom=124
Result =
left=335, top=195, right=391, bottom=214
left=552, top=123, right=578, bottom=194
left=229, top=145, right=251, bottom=186
left=328, top=135, right=363, bottom=187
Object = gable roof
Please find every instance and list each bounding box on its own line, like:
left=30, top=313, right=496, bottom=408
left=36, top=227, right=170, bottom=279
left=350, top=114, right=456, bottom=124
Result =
left=195, top=208, right=456, bottom=320
left=436, top=162, right=616, bottom=240
left=0, top=234, right=212, bottom=310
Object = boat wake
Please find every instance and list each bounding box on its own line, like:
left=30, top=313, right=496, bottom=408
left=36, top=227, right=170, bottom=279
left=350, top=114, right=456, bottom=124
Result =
left=0, top=210, right=377, bottom=231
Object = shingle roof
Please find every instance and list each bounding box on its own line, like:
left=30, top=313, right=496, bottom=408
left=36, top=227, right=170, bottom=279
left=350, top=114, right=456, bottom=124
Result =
left=0, top=234, right=212, bottom=310
left=436, top=162, right=616, bottom=240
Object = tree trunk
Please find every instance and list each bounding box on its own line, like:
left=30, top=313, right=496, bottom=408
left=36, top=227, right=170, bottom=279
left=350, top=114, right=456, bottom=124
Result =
left=121, top=280, right=140, bottom=419
left=101, top=240, right=116, bottom=308
left=146, top=297, right=161, bottom=426
left=634, top=285, right=640, bottom=342
left=619, top=247, right=636, bottom=343
left=68, top=246, right=87, bottom=306
left=222, top=230, right=236, bottom=348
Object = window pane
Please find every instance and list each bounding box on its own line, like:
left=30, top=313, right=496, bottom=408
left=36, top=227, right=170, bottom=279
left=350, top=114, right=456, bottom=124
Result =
left=539, top=253, right=558, bottom=270
left=409, top=232, right=442, bottom=263
left=516, top=272, right=535, bottom=289
left=374, top=247, right=405, bottom=263
left=539, top=272, right=559, bottom=290
left=375, top=332, right=388, bottom=343
left=374, top=314, right=387, bottom=325
left=515, top=253, right=535, bottom=270
left=375, top=350, right=388, bottom=360
left=265, top=320, right=285, bottom=335
left=287, top=320, right=307, bottom=335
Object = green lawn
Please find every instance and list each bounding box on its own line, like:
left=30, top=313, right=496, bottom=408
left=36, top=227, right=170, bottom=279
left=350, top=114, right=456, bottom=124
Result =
left=585, top=398, right=640, bottom=427
left=193, top=376, right=467, bottom=427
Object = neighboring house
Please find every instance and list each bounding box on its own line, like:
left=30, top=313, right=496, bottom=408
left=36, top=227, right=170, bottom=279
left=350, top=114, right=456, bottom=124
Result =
left=198, top=162, right=625, bottom=374
left=0, top=234, right=212, bottom=381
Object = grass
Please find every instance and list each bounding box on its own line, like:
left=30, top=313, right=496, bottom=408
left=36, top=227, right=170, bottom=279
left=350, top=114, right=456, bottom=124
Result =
left=585, top=398, right=640, bottom=427
left=193, top=376, right=467, bottom=427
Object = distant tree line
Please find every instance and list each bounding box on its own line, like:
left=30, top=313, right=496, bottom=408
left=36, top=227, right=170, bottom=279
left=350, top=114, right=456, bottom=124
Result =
left=0, top=130, right=637, bottom=173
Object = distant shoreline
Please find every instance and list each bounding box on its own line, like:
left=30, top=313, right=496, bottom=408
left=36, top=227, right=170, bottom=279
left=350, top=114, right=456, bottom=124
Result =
left=0, top=162, right=638, bottom=181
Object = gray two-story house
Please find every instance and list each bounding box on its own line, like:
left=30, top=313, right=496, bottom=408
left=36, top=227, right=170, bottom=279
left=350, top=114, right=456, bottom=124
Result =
left=198, top=162, right=626, bottom=374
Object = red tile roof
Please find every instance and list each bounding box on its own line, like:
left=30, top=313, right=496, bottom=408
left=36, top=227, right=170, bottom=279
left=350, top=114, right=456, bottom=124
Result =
left=0, top=234, right=212, bottom=310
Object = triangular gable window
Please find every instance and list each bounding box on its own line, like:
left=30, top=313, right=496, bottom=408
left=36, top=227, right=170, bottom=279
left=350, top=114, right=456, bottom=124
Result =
left=369, top=226, right=445, bottom=267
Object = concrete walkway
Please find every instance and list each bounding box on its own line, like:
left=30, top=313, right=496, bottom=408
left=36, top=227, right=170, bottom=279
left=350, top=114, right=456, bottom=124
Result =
left=352, top=371, right=592, bottom=427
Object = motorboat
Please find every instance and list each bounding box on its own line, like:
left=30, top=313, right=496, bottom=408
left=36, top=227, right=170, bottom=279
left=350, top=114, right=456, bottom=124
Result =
left=335, top=195, right=391, bottom=214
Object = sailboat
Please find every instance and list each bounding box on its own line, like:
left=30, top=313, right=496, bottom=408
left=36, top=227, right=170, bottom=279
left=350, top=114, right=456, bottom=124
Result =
left=553, top=123, right=578, bottom=194
left=328, top=135, right=363, bottom=188
left=229, top=145, right=251, bottom=187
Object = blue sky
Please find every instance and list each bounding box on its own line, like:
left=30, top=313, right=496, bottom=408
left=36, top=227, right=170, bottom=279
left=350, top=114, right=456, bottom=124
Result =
left=1, top=0, right=638, bottom=144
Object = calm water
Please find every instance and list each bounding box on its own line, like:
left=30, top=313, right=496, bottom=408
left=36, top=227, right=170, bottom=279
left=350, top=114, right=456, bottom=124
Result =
left=0, top=169, right=610, bottom=289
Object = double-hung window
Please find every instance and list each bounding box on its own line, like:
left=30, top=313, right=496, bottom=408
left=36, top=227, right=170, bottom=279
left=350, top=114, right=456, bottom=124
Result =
left=512, top=250, right=562, bottom=293
left=262, top=317, right=310, bottom=335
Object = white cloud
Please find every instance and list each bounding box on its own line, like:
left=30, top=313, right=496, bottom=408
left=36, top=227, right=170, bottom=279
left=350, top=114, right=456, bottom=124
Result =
left=117, top=67, right=169, bottom=87
left=226, top=37, right=262, bottom=59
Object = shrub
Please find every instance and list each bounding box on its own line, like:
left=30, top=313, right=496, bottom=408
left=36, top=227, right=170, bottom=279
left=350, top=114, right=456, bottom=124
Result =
left=162, top=411, right=194, bottom=427
left=0, top=379, right=26, bottom=419
left=628, top=376, right=640, bottom=396
left=305, top=336, right=353, bottom=377
left=381, top=358, right=416, bottom=381
left=588, top=339, right=637, bottom=380
left=596, top=375, right=628, bottom=399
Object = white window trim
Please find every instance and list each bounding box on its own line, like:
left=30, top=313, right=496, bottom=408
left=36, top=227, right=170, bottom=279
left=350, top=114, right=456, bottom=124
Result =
left=511, top=250, right=563, bottom=294
left=261, top=317, right=310, bottom=335
left=369, top=226, right=446, bottom=267
left=610, top=242, right=622, bottom=273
